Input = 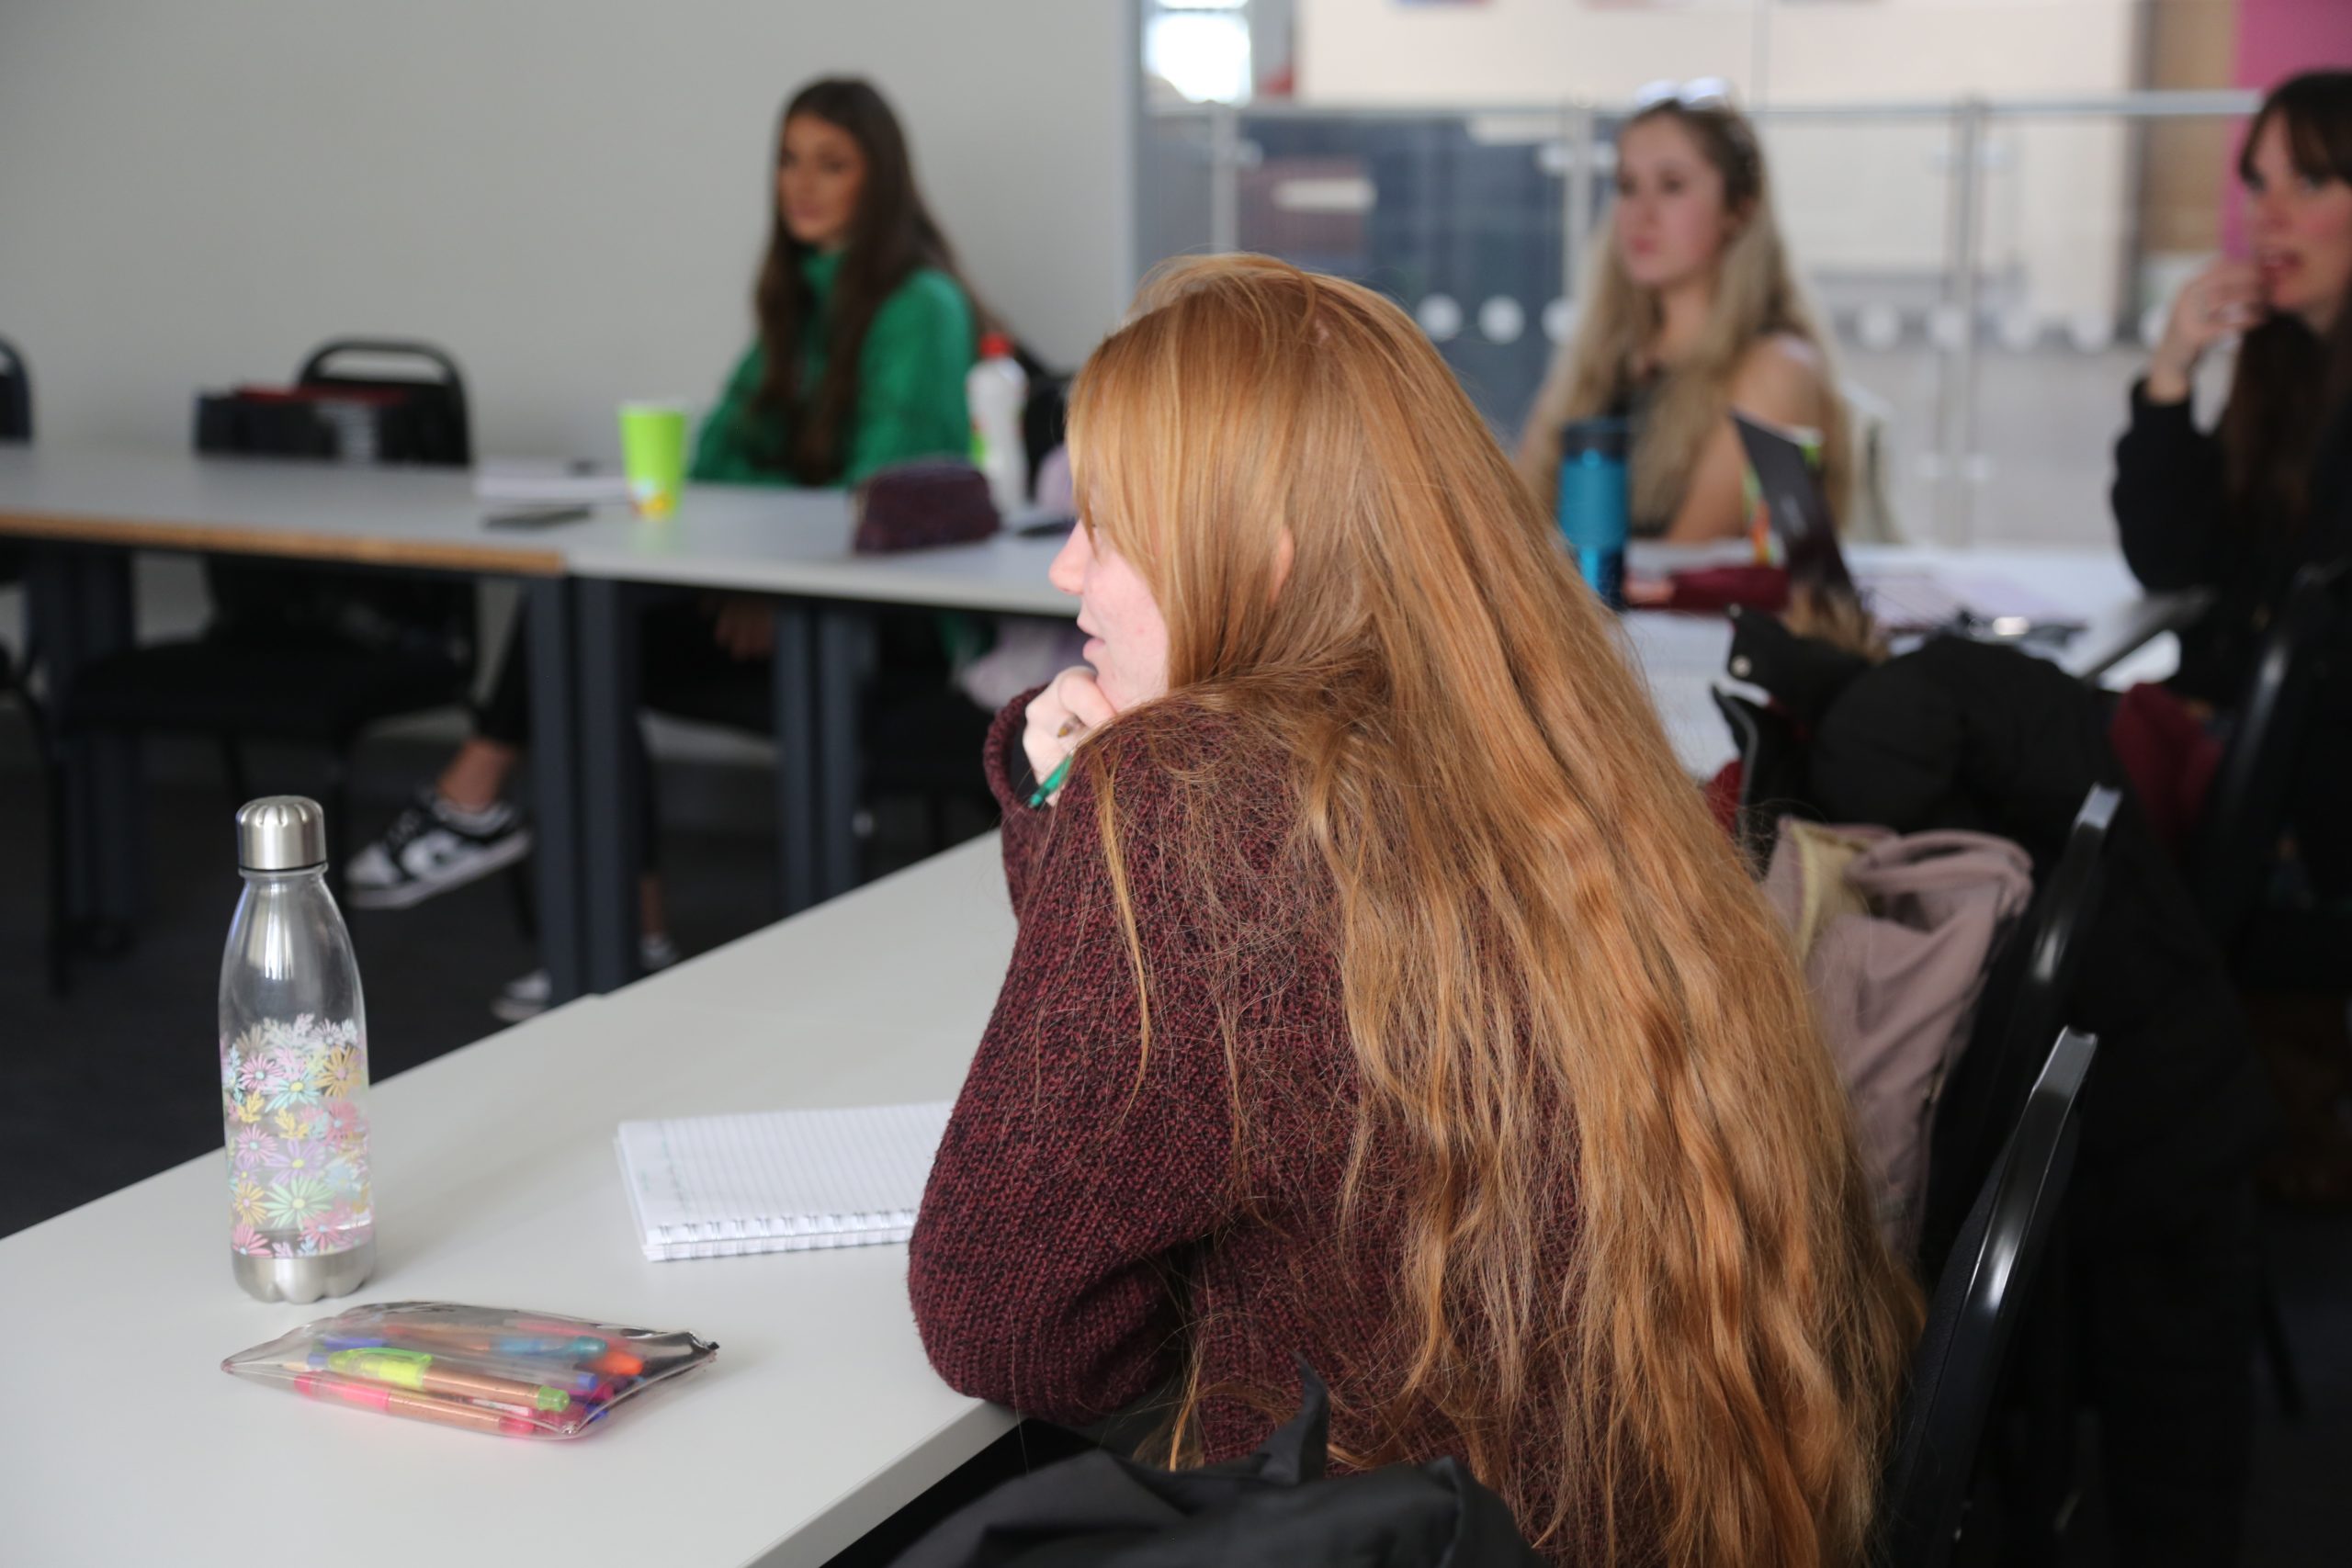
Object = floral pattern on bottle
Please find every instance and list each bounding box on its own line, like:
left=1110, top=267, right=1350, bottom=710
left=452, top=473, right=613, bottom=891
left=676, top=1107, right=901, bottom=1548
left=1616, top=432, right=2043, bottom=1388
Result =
left=220, top=1015, right=371, bottom=1259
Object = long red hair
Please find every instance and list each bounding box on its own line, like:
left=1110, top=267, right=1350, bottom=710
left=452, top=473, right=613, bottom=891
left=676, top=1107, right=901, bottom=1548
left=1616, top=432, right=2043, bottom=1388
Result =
left=1069, top=254, right=1917, bottom=1566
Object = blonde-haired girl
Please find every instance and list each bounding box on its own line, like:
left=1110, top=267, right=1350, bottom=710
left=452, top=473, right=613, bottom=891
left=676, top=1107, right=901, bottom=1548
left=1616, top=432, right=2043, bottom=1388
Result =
left=1519, top=92, right=1851, bottom=543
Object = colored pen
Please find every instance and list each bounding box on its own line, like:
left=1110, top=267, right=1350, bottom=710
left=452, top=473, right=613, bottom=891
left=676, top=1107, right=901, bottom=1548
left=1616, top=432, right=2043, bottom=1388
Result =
left=320, top=1342, right=605, bottom=1395
left=294, top=1373, right=539, bottom=1437
left=322, top=1348, right=571, bottom=1413
left=411, top=1354, right=610, bottom=1397
left=496, top=1318, right=654, bottom=1377
left=1028, top=754, right=1073, bottom=807
left=375, top=1324, right=609, bottom=1359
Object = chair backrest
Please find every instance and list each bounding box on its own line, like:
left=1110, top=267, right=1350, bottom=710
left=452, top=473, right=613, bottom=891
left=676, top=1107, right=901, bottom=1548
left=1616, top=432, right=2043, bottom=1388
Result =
left=296, top=338, right=472, bottom=466
left=1711, top=686, right=1812, bottom=871
left=1917, top=784, right=2117, bottom=1276
left=198, top=338, right=477, bottom=662
left=1837, top=378, right=1902, bottom=544
left=1876, top=1027, right=2098, bottom=1568
left=2188, top=557, right=2349, bottom=947
left=0, top=336, right=30, bottom=442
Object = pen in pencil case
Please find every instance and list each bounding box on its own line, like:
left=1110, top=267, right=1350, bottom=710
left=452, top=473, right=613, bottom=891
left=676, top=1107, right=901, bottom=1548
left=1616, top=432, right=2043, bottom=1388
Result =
left=398, top=1319, right=650, bottom=1376
left=317, top=1340, right=610, bottom=1395
left=370, top=1323, right=641, bottom=1373
left=294, top=1373, right=540, bottom=1437
left=315, top=1348, right=572, bottom=1412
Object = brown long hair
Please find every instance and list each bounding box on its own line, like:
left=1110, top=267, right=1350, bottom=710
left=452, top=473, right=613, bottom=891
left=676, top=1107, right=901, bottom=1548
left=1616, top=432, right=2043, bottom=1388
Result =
left=748, top=77, right=969, bottom=482
left=1069, top=255, right=1917, bottom=1565
left=1518, top=99, right=1851, bottom=534
left=2222, top=71, right=2352, bottom=527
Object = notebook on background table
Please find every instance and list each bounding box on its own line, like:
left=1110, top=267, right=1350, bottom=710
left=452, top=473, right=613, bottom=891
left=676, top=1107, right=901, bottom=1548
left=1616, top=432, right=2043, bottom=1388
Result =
left=616, top=1102, right=952, bottom=1261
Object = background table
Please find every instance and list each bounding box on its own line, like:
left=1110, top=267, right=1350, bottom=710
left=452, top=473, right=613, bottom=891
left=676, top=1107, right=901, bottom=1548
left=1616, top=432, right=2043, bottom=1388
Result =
left=0, top=446, right=591, bottom=999
left=0, top=834, right=1018, bottom=1568
left=3, top=447, right=2188, bottom=999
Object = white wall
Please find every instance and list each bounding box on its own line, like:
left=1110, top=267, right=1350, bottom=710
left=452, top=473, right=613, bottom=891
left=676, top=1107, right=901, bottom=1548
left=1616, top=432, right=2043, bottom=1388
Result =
left=0, top=0, right=1135, bottom=459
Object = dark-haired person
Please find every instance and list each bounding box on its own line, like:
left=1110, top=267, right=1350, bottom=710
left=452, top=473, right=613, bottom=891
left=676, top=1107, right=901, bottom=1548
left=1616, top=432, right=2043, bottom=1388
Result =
left=348, top=78, right=978, bottom=1014
left=2116, top=70, right=2352, bottom=895
left=2114, top=72, right=2352, bottom=1215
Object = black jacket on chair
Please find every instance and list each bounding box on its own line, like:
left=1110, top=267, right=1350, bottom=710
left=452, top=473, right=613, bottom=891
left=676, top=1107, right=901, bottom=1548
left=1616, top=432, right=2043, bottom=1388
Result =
left=1731, top=618, right=2273, bottom=1568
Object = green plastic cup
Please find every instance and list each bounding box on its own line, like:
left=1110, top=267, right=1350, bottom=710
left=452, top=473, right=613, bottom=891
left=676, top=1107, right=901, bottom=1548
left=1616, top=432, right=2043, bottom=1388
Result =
left=618, top=401, right=689, bottom=520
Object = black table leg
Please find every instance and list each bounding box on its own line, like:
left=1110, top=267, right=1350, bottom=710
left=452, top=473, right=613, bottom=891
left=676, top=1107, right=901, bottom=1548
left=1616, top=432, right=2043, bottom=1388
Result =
left=31, top=546, right=144, bottom=932
left=770, top=600, right=818, bottom=917
left=80, top=552, right=144, bottom=926
left=575, top=577, right=643, bottom=992
left=525, top=576, right=584, bottom=1006
left=814, top=605, right=870, bottom=901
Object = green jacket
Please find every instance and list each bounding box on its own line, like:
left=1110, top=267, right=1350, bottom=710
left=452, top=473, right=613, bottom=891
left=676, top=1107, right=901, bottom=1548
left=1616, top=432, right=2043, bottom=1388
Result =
left=690, top=250, right=975, bottom=488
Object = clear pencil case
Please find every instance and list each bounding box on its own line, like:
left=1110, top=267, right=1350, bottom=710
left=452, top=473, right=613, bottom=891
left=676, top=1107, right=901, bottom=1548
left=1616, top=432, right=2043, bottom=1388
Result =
left=223, top=1300, right=718, bottom=1438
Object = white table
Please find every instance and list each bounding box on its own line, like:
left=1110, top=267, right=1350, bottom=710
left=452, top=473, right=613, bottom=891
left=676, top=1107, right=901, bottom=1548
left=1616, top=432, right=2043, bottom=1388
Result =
left=1, top=446, right=2186, bottom=994
left=0, top=834, right=1019, bottom=1568
left=0, top=446, right=600, bottom=998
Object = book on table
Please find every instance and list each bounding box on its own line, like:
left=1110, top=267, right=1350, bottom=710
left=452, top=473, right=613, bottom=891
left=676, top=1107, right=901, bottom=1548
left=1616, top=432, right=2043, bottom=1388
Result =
left=615, top=1101, right=952, bottom=1261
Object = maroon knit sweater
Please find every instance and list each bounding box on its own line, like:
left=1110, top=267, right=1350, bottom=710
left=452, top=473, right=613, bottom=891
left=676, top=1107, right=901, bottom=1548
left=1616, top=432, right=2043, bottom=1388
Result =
left=908, top=688, right=1579, bottom=1540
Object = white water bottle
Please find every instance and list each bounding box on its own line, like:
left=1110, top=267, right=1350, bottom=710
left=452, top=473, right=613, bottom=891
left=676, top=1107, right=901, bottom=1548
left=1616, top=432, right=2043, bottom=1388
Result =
left=967, top=331, right=1029, bottom=515
left=219, top=796, right=376, bottom=1303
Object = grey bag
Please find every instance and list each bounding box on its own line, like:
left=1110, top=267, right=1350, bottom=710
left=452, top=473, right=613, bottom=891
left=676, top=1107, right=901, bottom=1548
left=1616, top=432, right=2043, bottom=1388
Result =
left=1763, top=819, right=2034, bottom=1253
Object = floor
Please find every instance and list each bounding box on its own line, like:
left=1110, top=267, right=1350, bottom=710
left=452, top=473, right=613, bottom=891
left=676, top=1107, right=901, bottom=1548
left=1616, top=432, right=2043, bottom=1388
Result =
left=0, top=720, right=2344, bottom=1566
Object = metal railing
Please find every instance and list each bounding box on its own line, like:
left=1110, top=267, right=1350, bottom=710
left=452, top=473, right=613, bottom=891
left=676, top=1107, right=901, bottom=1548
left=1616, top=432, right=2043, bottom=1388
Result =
left=1143, top=90, right=2260, bottom=547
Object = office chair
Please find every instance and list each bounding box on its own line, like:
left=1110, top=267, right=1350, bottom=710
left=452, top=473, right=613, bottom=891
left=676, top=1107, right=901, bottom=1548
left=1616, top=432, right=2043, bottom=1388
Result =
left=44, top=340, right=480, bottom=991
left=1875, top=1028, right=2098, bottom=1568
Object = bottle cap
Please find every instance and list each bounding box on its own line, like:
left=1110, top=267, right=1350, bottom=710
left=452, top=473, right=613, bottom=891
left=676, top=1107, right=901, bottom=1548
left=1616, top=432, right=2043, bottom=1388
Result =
left=978, top=331, right=1014, bottom=360
left=237, top=795, right=328, bottom=872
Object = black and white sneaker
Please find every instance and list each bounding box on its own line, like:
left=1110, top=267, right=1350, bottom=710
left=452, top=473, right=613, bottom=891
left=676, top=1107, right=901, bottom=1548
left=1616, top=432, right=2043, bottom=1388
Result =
left=345, top=791, right=532, bottom=910
left=490, top=932, right=680, bottom=1023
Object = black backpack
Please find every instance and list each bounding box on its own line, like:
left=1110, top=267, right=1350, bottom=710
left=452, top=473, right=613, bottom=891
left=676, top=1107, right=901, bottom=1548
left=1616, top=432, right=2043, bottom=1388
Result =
left=895, top=1368, right=1543, bottom=1568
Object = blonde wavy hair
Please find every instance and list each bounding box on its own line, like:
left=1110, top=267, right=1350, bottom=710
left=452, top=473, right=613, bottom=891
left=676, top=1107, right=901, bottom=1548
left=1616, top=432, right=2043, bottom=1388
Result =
left=1518, top=100, right=1852, bottom=535
left=1067, top=254, right=1917, bottom=1566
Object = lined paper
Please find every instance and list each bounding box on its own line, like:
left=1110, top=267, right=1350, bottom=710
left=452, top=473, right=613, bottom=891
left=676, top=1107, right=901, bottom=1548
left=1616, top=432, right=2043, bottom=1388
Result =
left=615, top=1102, right=953, bottom=1262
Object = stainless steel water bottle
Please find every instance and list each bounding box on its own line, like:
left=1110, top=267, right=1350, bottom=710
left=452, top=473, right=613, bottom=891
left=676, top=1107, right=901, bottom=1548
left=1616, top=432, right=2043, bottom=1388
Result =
left=219, top=796, right=376, bottom=1303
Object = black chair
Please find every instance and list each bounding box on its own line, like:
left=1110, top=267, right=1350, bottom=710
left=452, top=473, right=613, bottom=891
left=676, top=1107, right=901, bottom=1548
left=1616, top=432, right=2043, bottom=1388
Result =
left=43, top=340, right=480, bottom=988
left=1918, top=784, right=2119, bottom=1277
left=0, top=336, right=30, bottom=442
left=1876, top=1027, right=2099, bottom=1568
left=2188, top=556, right=2351, bottom=987
left=1709, top=687, right=1813, bottom=873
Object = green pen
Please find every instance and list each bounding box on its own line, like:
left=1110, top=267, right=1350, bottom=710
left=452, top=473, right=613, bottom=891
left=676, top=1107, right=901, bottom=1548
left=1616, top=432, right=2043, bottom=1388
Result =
left=1028, top=754, right=1074, bottom=808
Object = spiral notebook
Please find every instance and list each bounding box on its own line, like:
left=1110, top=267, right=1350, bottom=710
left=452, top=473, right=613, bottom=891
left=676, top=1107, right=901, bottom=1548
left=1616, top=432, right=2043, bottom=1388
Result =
left=615, top=1102, right=952, bottom=1262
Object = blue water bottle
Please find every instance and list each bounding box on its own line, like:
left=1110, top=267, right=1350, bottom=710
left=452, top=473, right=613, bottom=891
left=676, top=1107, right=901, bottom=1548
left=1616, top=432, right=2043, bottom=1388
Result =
left=1556, top=417, right=1630, bottom=610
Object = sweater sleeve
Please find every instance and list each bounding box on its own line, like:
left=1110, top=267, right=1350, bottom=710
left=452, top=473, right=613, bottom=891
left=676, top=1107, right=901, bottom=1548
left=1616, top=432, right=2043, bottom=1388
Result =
left=982, top=687, right=1054, bottom=910
left=689, top=344, right=780, bottom=485
left=910, top=719, right=1238, bottom=1426
left=843, top=269, right=976, bottom=487
left=2111, top=378, right=2229, bottom=592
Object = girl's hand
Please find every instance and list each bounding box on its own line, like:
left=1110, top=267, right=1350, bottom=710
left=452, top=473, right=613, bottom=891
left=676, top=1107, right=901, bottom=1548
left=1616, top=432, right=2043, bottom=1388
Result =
left=1022, top=666, right=1116, bottom=803
left=2148, top=258, right=2264, bottom=403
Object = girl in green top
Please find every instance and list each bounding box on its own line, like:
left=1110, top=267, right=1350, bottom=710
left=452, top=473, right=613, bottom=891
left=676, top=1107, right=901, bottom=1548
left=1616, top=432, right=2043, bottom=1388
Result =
left=694, top=76, right=978, bottom=490
left=347, top=78, right=983, bottom=1013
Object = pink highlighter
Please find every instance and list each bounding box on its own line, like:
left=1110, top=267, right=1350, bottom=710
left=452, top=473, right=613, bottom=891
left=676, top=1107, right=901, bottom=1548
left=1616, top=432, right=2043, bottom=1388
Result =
left=295, top=1372, right=540, bottom=1438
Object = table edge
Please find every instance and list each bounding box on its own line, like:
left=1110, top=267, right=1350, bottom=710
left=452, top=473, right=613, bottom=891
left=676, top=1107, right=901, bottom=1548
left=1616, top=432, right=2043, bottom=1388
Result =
left=0, top=509, right=567, bottom=577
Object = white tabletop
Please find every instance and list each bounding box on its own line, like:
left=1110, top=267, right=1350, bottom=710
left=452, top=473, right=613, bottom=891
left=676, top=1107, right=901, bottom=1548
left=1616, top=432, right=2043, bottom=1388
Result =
left=0, top=445, right=566, bottom=575
left=1, top=443, right=2174, bottom=792
left=0, top=445, right=1073, bottom=614
left=0, top=835, right=1019, bottom=1568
